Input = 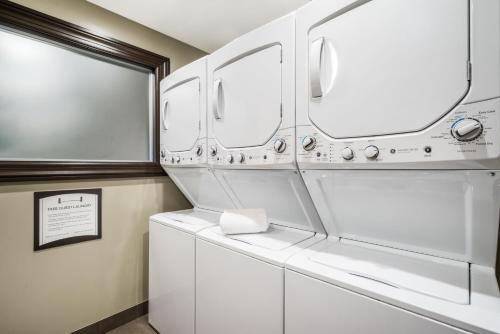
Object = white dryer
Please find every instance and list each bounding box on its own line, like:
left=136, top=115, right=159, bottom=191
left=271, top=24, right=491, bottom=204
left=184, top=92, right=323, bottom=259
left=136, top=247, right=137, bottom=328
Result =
left=197, top=13, right=326, bottom=334
left=288, top=0, right=500, bottom=333
left=160, top=56, right=235, bottom=212
left=149, top=57, right=236, bottom=334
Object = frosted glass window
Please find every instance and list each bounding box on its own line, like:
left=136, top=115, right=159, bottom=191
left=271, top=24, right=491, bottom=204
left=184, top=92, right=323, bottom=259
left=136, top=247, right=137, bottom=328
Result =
left=0, top=27, right=154, bottom=161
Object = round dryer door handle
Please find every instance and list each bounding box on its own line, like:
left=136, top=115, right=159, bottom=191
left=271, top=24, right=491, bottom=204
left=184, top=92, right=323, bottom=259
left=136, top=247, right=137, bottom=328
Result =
left=162, top=100, right=169, bottom=130
left=213, top=79, right=224, bottom=120
left=310, top=37, right=324, bottom=98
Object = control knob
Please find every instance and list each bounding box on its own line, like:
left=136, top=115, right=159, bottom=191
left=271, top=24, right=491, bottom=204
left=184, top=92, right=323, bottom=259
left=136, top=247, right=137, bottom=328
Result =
left=451, top=118, right=483, bottom=142
left=209, top=145, right=217, bottom=156
left=226, top=154, right=234, bottom=164
left=160, top=149, right=166, bottom=159
left=195, top=145, right=203, bottom=156
left=302, top=136, right=317, bottom=151
left=236, top=153, right=245, bottom=163
left=175, top=156, right=181, bottom=163
left=364, top=145, right=379, bottom=159
left=274, top=139, right=287, bottom=153
left=341, top=147, right=354, bottom=161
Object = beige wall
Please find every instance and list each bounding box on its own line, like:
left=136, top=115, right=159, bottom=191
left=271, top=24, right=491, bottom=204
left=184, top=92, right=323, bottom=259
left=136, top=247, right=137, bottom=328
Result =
left=0, top=1, right=201, bottom=333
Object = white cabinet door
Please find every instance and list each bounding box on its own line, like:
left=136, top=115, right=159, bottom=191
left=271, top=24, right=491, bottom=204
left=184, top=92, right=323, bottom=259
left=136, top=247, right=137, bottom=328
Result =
left=308, top=0, right=469, bottom=138
left=162, top=78, right=201, bottom=152
left=149, top=221, right=195, bottom=334
left=285, top=270, right=470, bottom=334
left=212, top=45, right=282, bottom=148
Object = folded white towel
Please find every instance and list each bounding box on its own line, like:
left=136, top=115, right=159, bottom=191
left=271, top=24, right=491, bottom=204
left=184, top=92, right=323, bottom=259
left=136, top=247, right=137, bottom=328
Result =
left=219, top=208, right=269, bottom=235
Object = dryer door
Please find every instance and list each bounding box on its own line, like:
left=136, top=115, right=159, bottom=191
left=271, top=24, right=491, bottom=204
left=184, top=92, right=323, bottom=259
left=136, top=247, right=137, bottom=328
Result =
left=212, top=45, right=282, bottom=148
left=308, top=0, right=469, bottom=138
left=162, top=78, right=201, bottom=152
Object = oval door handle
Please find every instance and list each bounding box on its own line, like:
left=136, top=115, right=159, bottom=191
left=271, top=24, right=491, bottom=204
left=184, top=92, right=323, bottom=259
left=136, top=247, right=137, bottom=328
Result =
left=310, top=37, right=324, bottom=98
left=162, top=100, right=169, bottom=130
left=213, top=79, right=223, bottom=120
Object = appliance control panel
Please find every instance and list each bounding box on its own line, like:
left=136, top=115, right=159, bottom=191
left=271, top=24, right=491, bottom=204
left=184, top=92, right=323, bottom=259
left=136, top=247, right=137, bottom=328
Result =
left=161, top=138, right=207, bottom=166
left=208, top=127, right=295, bottom=168
left=297, top=98, right=500, bottom=168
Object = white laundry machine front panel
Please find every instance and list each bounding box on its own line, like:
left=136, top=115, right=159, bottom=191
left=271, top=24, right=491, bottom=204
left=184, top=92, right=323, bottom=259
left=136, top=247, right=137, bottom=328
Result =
left=196, top=238, right=284, bottom=334
left=161, top=78, right=200, bottom=152
left=213, top=169, right=325, bottom=233
left=285, top=270, right=470, bottom=334
left=301, top=169, right=500, bottom=266
left=308, top=0, right=469, bottom=139
left=149, top=220, right=196, bottom=334
left=166, top=167, right=236, bottom=212
left=160, top=57, right=207, bottom=167
left=212, top=45, right=282, bottom=149
left=296, top=0, right=500, bottom=169
left=208, top=13, right=296, bottom=169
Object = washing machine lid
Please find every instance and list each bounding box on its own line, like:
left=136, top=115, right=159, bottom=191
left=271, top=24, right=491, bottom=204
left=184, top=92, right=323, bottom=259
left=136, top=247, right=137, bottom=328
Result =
left=301, top=170, right=500, bottom=267
left=197, top=224, right=320, bottom=267
left=308, top=0, right=469, bottom=138
left=212, top=44, right=282, bottom=148
left=162, top=77, right=201, bottom=152
left=309, top=239, right=469, bottom=305
left=150, top=209, right=218, bottom=233
left=213, top=169, right=325, bottom=234
left=166, top=167, right=236, bottom=212
left=226, top=225, right=314, bottom=251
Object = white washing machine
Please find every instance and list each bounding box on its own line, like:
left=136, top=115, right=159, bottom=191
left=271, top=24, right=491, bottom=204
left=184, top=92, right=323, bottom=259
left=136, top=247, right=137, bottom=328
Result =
left=149, top=57, right=236, bottom=334
left=196, top=13, right=326, bottom=334
left=287, top=0, right=500, bottom=333
left=149, top=210, right=218, bottom=334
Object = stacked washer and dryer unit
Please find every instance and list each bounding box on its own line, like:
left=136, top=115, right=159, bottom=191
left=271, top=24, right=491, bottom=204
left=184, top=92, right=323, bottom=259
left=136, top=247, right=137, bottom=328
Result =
left=287, top=0, right=500, bottom=334
left=149, top=57, right=236, bottom=334
left=197, top=12, right=326, bottom=334
left=151, top=0, right=500, bottom=333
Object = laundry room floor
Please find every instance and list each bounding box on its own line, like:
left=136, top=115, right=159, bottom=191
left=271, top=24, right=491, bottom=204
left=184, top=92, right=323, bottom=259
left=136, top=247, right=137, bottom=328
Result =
left=106, top=315, right=156, bottom=334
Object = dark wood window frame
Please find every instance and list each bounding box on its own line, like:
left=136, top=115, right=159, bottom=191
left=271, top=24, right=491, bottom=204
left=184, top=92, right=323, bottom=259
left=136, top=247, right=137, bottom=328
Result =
left=0, top=0, right=169, bottom=181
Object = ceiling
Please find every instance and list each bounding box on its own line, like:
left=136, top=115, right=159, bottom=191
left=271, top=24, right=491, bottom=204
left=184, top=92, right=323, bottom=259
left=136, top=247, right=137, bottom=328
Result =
left=87, top=0, right=309, bottom=53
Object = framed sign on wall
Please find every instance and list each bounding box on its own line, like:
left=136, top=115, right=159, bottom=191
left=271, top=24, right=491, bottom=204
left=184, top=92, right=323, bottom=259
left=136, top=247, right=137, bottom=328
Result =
left=34, top=188, right=102, bottom=251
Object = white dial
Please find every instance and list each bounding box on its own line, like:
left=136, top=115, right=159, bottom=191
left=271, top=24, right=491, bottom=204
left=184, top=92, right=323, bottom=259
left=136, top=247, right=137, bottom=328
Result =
left=341, top=147, right=354, bottom=160
left=236, top=153, right=245, bottom=163
left=210, top=145, right=217, bottom=156
left=364, top=145, right=379, bottom=159
left=226, top=154, right=234, bottom=164
left=302, top=136, right=317, bottom=151
left=195, top=145, right=203, bottom=156
left=274, top=139, right=287, bottom=153
left=175, top=156, right=181, bottom=163
left=451, top=118, right=483, bottom=142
